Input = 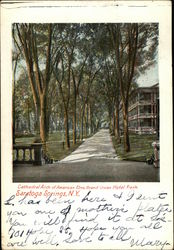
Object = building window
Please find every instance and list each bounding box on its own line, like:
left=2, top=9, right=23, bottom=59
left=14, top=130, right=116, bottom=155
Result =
left=140, top=118, right=151, bottom=127
left=139, top=93, right=151, bottom=101
left=129, top=120, right=138, bottom=127
left=139, top=105, right=151, bottom=114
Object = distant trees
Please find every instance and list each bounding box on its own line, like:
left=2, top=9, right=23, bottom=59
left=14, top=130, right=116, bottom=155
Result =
left=13, top=23, right=158, bottom=153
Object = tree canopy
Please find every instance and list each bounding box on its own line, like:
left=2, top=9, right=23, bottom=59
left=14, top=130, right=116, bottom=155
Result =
left=13, top=23, right=158, bottom=152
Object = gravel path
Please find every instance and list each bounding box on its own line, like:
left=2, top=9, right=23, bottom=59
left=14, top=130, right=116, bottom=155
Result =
left=60, top=129, right=117, bottom=163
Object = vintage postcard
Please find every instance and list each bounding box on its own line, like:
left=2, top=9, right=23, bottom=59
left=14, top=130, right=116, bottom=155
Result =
left=1, top=1, right=173, bottom=249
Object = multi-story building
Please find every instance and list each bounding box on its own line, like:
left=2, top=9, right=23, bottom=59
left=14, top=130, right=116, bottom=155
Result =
left=120, top=83, right=159, bottom=134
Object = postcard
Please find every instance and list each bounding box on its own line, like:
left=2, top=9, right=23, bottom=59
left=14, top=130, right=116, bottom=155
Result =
left=1, top=1, right=173, bottom=249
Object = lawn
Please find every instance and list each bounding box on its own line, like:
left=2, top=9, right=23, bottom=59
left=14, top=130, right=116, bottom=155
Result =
left=112, top=134, right=158, bottom=162
left=15, top=131, right=83, bottom=161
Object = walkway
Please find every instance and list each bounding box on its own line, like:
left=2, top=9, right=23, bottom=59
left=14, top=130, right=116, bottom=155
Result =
left=13, top=129, right=159, bottom=182
left=61, top=129, right=117, bottom=163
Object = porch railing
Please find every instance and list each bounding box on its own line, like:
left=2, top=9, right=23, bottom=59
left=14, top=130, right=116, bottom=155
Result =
left=13, top=143, right=43, bottom=166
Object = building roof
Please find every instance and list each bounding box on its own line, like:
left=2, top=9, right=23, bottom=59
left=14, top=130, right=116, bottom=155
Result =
left=130, top=83, right=159, bottom=96
left=150, top=83, right=159, bottom=88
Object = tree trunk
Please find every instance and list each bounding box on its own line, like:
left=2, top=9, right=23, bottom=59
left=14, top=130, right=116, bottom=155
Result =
left=84, top=104, right=88, bottom=138
left=89, top=105, right=92, bottom=135
left=27, top=104, right=31, bottom=133
left=81, top=118, right=83, bottom=140
left=34, top=104, right=40, bottom=136
left=73, top=111, right=76, bottom=145
left=40, top=95, right=47, bottom=143
left=109, top=110, right=112, bottom=133
left=45, top=98, right=51, bottom=138
left=123, top=105, right=130, bottom=152
left=76, top=110, right=80, bottom=140
left=64, top=109, right=70, bottom=149
left=115, top=103, right=120, bottom=141
left=24, top=59, right=40, bottom=136
left=73, top=94, right=77, bottom=145
left=80, top=107, right=84, bottom=140
left=91, top=120, right=94, bottom=134
left=112, top=110, right=115, bottom=136
left=12, top=55, right=19, bottom=144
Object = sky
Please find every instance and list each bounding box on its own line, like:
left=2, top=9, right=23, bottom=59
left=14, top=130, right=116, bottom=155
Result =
left=136, top=63, right=159, bottom=88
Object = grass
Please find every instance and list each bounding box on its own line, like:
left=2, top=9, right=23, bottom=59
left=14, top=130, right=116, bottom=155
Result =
left=14, top=131, right=84, bottom=161
left=112, top=133, right=158, bottom=162
left=15, top=131, right=156, bottom=162
left=46, top=140, right=82, bottom=161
